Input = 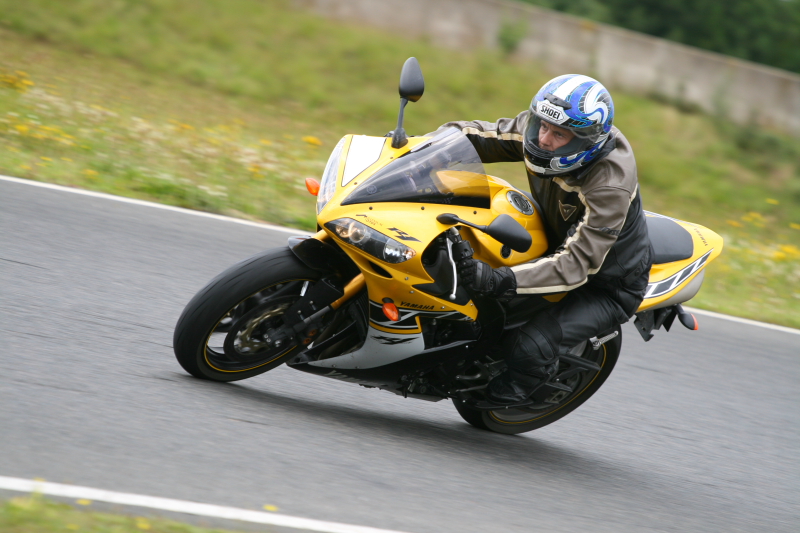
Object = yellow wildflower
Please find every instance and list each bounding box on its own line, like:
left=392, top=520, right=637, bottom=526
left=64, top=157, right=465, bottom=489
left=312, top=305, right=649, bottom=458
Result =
left=135, top=518, right=151, bottom=530
left=66, top=525, right=79, bottom=530
left=790, top=223, right=800, bottom=230
left=76, top=499, right=92, bottom=506
left=40, top=156, right=52, bottom=161
left=19, top=164, right=31, bottom=170
left=726, top=220, right=743, bottom=228
left=302, top=136, right=323, bottom=146
left=766, top=198, right=779, bottom=205
left=61, top=157, right=73, bottom=162
left=772, top=251, right=787, bottom=261
left=14, top=124, right=29, bottom=134
left=83, top=169, right=98, bottom=176
left=260, top=139, right=272, bottom=146
left=179, top=123, right=194, bottom=130
left=779, top=245, right=800, bottom=257
left=263, top=504, right=279, bottom=511
left=741, top=212, right=764, bottom=223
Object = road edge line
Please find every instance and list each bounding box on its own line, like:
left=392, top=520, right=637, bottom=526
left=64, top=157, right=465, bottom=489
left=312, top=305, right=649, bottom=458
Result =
left=0, top=175, right=309, bottom=236
left=683, top=306, right=800, bottom=336
left=3, top=174, right=798, bottom=335
left=0, top=476, right=411, bottom=533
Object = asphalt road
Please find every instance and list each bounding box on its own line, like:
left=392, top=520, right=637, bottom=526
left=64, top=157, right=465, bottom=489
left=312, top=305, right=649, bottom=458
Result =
left=1, top=177, right=798, bottom=533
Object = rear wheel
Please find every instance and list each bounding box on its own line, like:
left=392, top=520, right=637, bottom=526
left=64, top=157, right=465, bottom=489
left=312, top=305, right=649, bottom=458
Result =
left=453, top=330, right=621, bottom=434
left=173, top=248, right=322, bottom=382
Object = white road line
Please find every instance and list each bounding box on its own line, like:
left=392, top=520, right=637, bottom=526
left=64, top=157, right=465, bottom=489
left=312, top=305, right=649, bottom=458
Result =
left=2, top=174, right=798, bottom=335
left=0, top=175, right=310, bottom=236
left=684, top=307, right=800, bottom=336
left=0, top=476, right=412, bottom=533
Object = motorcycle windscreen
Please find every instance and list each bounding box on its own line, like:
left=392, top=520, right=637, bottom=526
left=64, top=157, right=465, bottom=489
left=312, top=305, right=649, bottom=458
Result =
left=341, top=128, right=491, bottom=209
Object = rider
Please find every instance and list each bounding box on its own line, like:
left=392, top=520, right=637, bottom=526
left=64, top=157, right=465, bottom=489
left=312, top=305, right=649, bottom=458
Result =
left=439, top=74, right=653, bottom=406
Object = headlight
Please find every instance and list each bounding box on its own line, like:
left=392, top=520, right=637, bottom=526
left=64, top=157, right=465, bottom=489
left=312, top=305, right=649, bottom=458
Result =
left=325, top=218, right=416, bottom=264
left=317, top=137, right=345, bottom=213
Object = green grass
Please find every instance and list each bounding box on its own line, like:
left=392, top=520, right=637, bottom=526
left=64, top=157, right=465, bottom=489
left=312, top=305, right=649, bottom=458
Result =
left=0, top=495, right=245, bottom=533
left=0, top=0, right=798, bottom=327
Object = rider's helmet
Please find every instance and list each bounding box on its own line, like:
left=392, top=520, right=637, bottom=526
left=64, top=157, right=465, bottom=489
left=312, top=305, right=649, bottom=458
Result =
left=524, top=74, right=615, bottom=177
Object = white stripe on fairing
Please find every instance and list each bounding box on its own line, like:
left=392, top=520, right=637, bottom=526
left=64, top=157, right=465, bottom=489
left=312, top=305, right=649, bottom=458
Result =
left=0, top=175, right=310, bottom=236
left=0, top=476, right=413, bottom=533
left=2, top=174, right=798, bottom=335
left=342, top=135, right=386, bottom=186
left=309, top=327, right=426, bottom=369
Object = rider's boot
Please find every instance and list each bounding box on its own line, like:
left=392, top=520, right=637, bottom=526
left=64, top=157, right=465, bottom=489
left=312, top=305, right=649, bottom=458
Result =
left=472, top=314, right=561, bottom=408
left=478, top=362, right=558, bottom=407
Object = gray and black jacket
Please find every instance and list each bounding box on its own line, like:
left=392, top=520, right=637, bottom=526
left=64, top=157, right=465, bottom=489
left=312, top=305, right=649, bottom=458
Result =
left=440, top=111, right=652, bottom=299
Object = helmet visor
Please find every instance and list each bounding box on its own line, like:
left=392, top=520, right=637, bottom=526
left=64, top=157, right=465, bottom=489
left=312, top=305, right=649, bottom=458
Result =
left=524, top=112, right=594, bottom=157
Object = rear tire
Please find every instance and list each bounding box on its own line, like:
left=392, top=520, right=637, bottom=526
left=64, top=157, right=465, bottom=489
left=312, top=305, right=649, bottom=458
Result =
left=173, top=248, right=320, bottom=382
left=453, top=330, right=621, bottom=434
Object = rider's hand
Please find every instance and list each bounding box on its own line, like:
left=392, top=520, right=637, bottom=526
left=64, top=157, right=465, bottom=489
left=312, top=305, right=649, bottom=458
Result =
left=457, top=258, right=517, bottom=297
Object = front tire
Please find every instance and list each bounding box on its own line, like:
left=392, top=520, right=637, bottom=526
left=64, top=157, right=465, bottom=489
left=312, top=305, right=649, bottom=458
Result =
left=173, top=248, right=320, bottom=382
left=453, top=330, right=621, bottom=435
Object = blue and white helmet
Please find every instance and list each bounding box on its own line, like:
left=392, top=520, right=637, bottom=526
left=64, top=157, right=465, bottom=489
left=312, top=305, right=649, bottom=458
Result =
left=524, top=74, right=615, bottom=177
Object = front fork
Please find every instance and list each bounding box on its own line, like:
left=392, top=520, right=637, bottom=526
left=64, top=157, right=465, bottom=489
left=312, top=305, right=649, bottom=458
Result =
left=267, top=231, right=365, bottom=347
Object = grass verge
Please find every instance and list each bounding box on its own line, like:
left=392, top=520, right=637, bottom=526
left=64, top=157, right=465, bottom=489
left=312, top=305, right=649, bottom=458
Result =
left=0, top=494, right=241, bottom=533
left=0, top=0, right=798, bottom=327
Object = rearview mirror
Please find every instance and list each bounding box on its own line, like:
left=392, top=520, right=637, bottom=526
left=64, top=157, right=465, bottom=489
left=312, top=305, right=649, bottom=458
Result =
left=392, top=57, right=425, bottom=149
left=486, top=214, right=532, bottom=253
left=399, top=57, right=424, bottom=102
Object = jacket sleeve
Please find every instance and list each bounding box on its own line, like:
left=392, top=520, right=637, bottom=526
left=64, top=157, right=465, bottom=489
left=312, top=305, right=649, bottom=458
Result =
left=436, top=110, right=527, bottom=163
left=511, top=172, right=638, bottom=293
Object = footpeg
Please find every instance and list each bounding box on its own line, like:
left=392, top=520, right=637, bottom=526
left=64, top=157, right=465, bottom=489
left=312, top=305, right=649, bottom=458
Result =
left=590, top=330, right=619, bottom=350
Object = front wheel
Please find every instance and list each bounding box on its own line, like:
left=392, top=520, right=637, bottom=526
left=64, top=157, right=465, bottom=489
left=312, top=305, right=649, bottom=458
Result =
left=453, top=330, right=621, bottom=435
left=173, top=248, right=321, bottom=382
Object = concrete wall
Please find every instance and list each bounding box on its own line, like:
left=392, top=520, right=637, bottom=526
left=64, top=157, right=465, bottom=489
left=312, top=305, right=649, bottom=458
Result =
left=295, top=0, right=800, bottom=135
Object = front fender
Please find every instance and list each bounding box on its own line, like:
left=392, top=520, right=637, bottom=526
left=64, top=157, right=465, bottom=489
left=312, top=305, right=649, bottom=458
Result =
left=288, top=236, right=358, bottom=277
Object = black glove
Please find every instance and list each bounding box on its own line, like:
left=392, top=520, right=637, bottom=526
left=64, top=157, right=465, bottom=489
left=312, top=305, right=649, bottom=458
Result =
left=457, top=258, right=517, bottom=297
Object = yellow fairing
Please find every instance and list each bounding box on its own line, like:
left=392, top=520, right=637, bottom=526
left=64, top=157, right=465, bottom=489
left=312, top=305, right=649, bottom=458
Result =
left=317, top=135, right=547, bottom=330
left=317, top=134, right=719, bottom=325
left=637, top=215, right=723, bottom=311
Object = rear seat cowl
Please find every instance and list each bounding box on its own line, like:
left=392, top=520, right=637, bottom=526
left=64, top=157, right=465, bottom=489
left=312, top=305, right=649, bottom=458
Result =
left=646, top=216, right=694, bottom=264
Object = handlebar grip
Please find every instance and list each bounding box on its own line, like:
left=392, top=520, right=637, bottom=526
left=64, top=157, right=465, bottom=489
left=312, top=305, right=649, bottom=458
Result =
left=451, top=239, right=474, bottom=262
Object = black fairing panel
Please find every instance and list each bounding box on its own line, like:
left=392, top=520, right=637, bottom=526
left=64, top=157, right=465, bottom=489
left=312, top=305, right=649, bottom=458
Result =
left=646, top=216, right=694, bottom=264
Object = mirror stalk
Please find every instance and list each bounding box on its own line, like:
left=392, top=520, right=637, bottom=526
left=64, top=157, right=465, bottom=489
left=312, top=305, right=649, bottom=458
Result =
left=436, top=213, right=486, bottom=232
left=437, top=213, right=532, bottom=253
left=391, top=97, right=409, bottom=149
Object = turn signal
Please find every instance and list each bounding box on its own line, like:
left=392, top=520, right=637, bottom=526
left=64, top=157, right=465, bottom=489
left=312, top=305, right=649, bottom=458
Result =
left=676, top=305, right=699, bottom=331
left=382, top=299, right=399, bottom=322
left=305, top=178, right=320, bottom=196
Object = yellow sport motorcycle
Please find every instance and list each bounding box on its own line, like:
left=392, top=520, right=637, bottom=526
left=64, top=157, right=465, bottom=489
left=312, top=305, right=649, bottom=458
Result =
left=173, top=59, right=723, bottom=435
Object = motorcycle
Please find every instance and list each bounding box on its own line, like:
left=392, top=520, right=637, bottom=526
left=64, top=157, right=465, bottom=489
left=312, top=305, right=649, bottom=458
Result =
left=173, top=58, right=723, bottom=434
